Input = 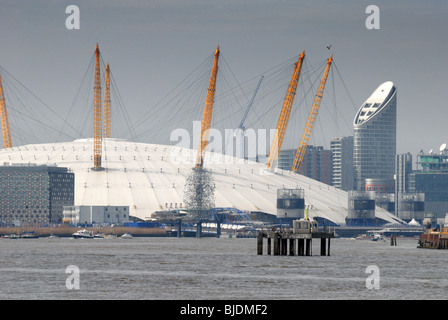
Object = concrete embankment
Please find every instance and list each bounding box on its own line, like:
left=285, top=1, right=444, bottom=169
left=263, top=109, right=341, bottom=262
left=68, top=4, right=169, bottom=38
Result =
left=0, top=226, right=171, bottom=237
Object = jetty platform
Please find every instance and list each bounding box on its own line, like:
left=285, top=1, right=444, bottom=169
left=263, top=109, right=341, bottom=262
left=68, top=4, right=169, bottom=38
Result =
left=257, top=219, right=334, bottom=256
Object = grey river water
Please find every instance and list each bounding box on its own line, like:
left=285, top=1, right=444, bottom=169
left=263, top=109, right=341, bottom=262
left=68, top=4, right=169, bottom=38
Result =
left=0, top=236, right=447, bottom=300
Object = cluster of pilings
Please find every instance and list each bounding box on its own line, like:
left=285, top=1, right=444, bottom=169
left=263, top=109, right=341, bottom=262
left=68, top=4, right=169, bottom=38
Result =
left=257, top=229, right=333, bottom=256
left=173, top=219, right=223, bottom=238
left=390, top=234, right=397, bottom=246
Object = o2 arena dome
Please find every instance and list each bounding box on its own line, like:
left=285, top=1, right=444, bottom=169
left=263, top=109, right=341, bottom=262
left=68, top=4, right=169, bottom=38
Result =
left=0, top=137, right=402, bottom=225
left=0, top=44, right=403, bottom=227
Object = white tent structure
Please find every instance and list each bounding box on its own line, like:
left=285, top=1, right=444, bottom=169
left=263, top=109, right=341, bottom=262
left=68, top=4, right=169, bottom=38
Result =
left=0, top=138, right=404, bottom=225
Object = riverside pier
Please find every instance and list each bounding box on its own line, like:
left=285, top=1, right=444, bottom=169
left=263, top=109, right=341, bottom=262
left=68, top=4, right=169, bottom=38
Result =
left=257, top=219, right=334, bottom=256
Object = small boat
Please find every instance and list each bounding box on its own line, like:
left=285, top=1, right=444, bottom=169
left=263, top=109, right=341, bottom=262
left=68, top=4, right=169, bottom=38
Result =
left=72, top=229, right=94, bottom=239
left=3, top=233, right=19, bottom=239
left=120, top=232, right=133, bottom=239
left=370, top=233, right=385, bottom=242
left=21, top=231, right=39, bottom=239
left=94, top=232, right=105, bottom=239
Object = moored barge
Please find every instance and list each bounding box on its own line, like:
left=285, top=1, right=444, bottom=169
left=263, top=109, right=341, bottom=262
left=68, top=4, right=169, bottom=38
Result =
left=418, top=227, right=448, bottom=249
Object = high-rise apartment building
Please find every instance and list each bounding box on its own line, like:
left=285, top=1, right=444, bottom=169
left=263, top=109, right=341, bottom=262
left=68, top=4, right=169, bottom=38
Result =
left=353, top=81, right=397, bottom=191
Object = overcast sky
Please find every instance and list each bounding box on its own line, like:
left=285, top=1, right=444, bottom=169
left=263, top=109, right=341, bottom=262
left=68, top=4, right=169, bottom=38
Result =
left=0, top=0, right=447, bottom=159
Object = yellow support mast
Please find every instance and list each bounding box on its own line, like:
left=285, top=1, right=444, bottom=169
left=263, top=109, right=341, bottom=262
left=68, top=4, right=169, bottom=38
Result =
left=195, top=45, right=220, bottom=169
left=93, top=43, right=103, bottom=170
left=292, top=55, right=333, bottom=173
left=103, top=62, right=111, bottom=138
left=266, top=50, right=305, bottom=170
left=0, top=72, right=12, bottom=149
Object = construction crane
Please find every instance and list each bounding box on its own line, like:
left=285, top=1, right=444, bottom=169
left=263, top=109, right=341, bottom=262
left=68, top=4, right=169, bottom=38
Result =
left=291, top=55, right=333, bottom=173
left=93, top=43, right=103, bottom=170
left=0, top=72, right=12, bottom=148
left=103, top=62, right=111, bottom=138
left=195, top=45, right=220, bottom=169
left=266, top=50, right=305, bottom=170
left=237, top=75, right=263, bottom=159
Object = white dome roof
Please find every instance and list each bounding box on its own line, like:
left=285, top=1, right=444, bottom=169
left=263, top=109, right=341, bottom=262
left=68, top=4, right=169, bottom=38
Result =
left=0, top=138, right=402, bottom=225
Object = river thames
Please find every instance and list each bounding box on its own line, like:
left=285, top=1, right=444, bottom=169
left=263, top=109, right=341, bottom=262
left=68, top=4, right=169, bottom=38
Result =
left=0, top=236, right=447, bottom=300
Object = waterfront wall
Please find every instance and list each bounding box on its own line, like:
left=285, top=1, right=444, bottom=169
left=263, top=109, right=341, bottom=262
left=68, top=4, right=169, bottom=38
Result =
left=0, top=226, right=169, bottom=237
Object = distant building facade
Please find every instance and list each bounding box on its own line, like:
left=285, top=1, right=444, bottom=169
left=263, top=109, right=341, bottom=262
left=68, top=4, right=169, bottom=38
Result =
left=394, top=153, right=413, bottom=217
left=330, top=136, right=354, bottom=191
left=278, top=146, right=332, bottom=185
left=0, top=164, right=74, bottom=225
left=353, top=81, right=397, bottom=191
left=408, top=151, right=448, bottom=219
left=63, top=205, right=130, bottom=225
left=395, top=153, right=413, bottom=194
left=277, top=149, right=296, bottom=171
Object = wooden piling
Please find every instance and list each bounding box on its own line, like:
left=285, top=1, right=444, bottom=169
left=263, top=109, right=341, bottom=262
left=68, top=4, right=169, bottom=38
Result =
left=267, top=237, right=271, bottom=255
left=390, top=234, right=397, bottom=246
left=281, top=238, right=288, bottom=255
left=298, top=239, right=304, bottom=256
left=196, top=221, right=202, bottom=238
left=327, top=238, right=331, bottom=256
left=273, top=233, right=280, bottom=255
left=289, top=239, right=295, bottom=256
left=320, top=238, right=326, bottom=256
left=306, top=239, right=311, bottom=256
left=216, top=220, right=221, bottom=238
left=257, top=233, right=263, bottom=255
left=177, top=219, right=182, bottom=238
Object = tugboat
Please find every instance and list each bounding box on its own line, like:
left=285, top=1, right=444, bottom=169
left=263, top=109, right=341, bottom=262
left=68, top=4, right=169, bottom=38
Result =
left=72, top=229, right=94, bottom=239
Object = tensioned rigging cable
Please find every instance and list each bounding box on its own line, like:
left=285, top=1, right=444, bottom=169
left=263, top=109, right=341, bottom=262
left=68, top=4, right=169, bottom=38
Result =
left=0, top=65, right=81, bottom=145
left=0, top=49, right=358, bottom=156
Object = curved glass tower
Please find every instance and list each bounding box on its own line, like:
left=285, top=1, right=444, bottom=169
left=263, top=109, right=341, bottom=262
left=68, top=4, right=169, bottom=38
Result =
left=353, top=81, right=397, bottom=191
